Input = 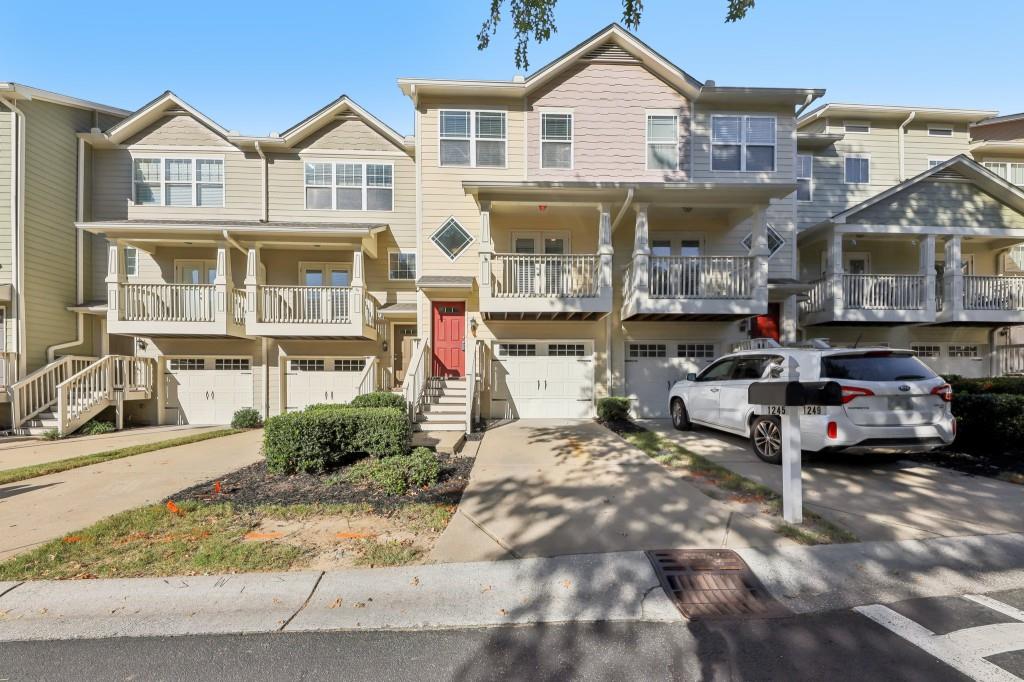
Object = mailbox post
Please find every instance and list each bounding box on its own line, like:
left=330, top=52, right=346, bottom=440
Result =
left=747, top=358, right=843, bottom=525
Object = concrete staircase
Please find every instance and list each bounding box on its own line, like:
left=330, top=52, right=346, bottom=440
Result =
left=412, top=377, right=467, bottom=454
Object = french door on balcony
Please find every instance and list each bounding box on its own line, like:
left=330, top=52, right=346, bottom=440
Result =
left=174, top=260, right=217, bottom=321
left=300, top=264, right=350, bottom=322
left=650, top=234, right=703, bottom=297
left=512, top=232, right=567, bottom=296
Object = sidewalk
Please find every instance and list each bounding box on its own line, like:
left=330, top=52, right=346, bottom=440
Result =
left=2, top=532, right=1022, bottom=642
left=0, top=429, right=262, bottom=559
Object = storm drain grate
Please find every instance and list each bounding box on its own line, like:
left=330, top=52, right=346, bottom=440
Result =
left=646, top=549, right=790, bottom=620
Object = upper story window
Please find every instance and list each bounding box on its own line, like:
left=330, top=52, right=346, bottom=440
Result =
left=928, top=158, right=946, bottom=168
left=133, top=157, right=224, bottom=207
left=796, top=154, right=813, bottom=202
left=646, top=112, right=679, bottom=170
left=388, top=250, right=416, bottom=281
left=540, top=112, right=573, bottom=169
left=439, top=110, right=506, bottom=167
left=928, top=125, right=954, bottom=137
left=843, top=120, right=871, bottom=134
left=711, top=115, right=776, bottom=172
left=984, top=161, right=1024, bottom=186
left=304, top=161, right=393, bottom=211
left=845, top=155, right=871, bottom=184
left=124, top=246, right=139, bottom=277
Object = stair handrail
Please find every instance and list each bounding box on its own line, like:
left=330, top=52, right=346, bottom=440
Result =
left=11, top=355, right=96, bottom=427
left=56, top=355, right=155, bottom=436
left=401, top=338, right=430, bottom=420
left=465, top=338, right=480, bottom=434
left=356, top=356, right=378, bottom=396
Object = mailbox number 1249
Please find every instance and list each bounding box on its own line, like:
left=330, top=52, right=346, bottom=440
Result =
left=768, top=405, right=824, bottom=416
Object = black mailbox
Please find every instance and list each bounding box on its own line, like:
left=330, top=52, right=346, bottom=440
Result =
left=748, top=380, right=843, bottom=407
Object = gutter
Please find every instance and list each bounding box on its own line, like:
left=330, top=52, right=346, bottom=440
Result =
left=221, top=229, right=247, bottom=256
left=0, top=95, right=26, bottom=378
left=795, top=93, right=816, bottom=119
left=898, top=111, right=916, bottom=181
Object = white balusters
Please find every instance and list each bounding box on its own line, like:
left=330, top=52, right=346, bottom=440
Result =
left=491, top=254, right=601, bottom=298
left=258, top=286, right=353, bottom=323
left=964, top=276, right=1024, bottom=310
left=647, top=256, right=754, bottom=299
left=120, top=284, right=215, bottom=322
left=842, top=274, right=925, bottom=310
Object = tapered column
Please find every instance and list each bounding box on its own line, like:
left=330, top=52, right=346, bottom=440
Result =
left=780, top=294, right=798, bottom=344
left=921, top=235, right=937, bottom=315
left=631, top=203, right=650, bottom=300
left=352, top=250, right=366, bottom=328
left=944, top=236, right=963, bottom=313
left=214, top=243, right=231, bottom=326
left=597, top=203, right=613, bottom=292
left=827, top=231, right=844, bottom=318
left=245, top=246, right=262, bottom=328
left=749, top=207, right=770, bottom=306
left=105, top=241, right=126, bottom=323
left=479, top=201, right=492, bottom=301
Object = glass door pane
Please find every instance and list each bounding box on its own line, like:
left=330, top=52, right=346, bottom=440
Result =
left=303, top=269, right=323, bottom=320
left=513, top=236, right=538, bottom=295
left=543, top=237, right=565, bottom=295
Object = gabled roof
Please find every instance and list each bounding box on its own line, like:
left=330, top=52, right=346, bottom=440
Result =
left=830, top=154, right=1024, bottom=223
left=0, top=82, right=130, bottom=117
left=278, top=95, right=411, bottom=151
left=105, top=91, right=233, bottom=145
left=972, top=111, right=1024, bottom=128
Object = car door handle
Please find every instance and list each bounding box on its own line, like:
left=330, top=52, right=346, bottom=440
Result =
left=709, top=388, right=719, bottom=393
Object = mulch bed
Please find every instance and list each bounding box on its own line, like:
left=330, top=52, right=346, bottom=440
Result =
left=167, top=454, right=473, bottom=512
left=600, top=418, right=645, bottom=436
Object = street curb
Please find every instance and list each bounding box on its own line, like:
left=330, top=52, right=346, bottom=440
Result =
left=738, top=531, right=1024, bottom=614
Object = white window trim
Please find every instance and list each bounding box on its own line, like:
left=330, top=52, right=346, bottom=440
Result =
left=387, top=249, right=417, bottom=281
left=303, top=160, right=394, bottom=212
left=438, top=109, right=508, bottom=169
left=646, top=109, right=680, bottom=172
left=844, top=154, right=871, bottom=184
left=928, top=124, right=955, bottom=137
left=709, top=114, right=777, bottom=173
left=173, top=259, right=218, bottom=285
left=982, top=159, right=1024, bottom=185
left=539, top=109, right=574, bottom=170
left=509, top=230, right=572, bottom=254
left=928, top=157, right=949, bottom=168
left=131, top=155, right=226, bottom=208
left=124, top=246, right=140, bottom=277
left=431, top=216, right=475, bottom=262
left=796, top=154, right=813, bottom=202
left=298, top=262, right=352, bottom=286
left=843, top=120, right=871, bottom=134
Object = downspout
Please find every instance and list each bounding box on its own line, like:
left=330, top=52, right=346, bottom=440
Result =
left=606, top=188, right=635, bottom=397
left=0, top=95, right=26, bottom=378
left=795, top=93, right=815, bottom=119
left=610, top=188, right=634, bottom=232
left=221, top=229, right=247, bottom=256
left=898, top=111, right=916, bottom=181
left=254, top=140, right=268, bottom=222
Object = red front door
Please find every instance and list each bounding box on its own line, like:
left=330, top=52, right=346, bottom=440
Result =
left=432, top=301, right=465, bottom=378
left=751, top=303, right=781, bottom=341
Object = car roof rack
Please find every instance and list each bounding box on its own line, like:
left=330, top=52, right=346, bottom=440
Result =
left=789, top=338, right=832, bottom=350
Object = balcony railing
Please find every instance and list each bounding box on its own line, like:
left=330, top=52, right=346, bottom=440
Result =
left=964, top=275, right=1024, bottom=311
left=648, top=256, right=753, bottom=299
left=491, top=254, right=601, bottom=298
left=121, top=283, right=215, bottom=322
left=258, top=286, right=352, bottom=324
left=232, top=289, right=247, bottom=325
left=801, top=278, right=828, bottom=313
left=843, top=274, right=925, bottom=310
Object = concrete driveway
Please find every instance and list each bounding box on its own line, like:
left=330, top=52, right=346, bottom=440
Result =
left=429, top=419, right=788, bottom=563
left=648, top=420, right=1024, bottom=542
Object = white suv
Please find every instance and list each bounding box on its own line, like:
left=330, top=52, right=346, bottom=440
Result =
left=667, top=344, right=955, bottom=463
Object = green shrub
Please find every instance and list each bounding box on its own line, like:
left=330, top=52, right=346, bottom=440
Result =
left=946, top=376, right=1024, bottom=396
left=41, top=429, right=60, bottom=441
left=952, top=393, right=1024, bottom=453
left=343, top=447, right=442, bottom=495
left=597, top=397, right=631, bottom=422
left=350, top=391, right=407, bottom=411
left=80, top=420, right=116, bottom=436
left=230, top=408, right=263, bottom=429
left=263, top=407, right=411, bottom=474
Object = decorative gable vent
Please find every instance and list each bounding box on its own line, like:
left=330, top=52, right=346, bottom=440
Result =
left=929, top=167, right=968, bottom=181
left=583, top=41, right=640, bottom=63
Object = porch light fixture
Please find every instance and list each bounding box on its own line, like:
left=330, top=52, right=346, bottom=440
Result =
left=538, top=204, right=547, bottom=212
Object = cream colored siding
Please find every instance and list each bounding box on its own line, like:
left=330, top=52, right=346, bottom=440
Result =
left=293, top=118, right=398, bottom=152
left=123, top=113, right=225, bottom=146
left=847, top=180, right=1024, bottom=229
left=691, top=106, right=795, bottom=182
left=526, top=61, right=691, bottom=181
left=0, top=107, right=12, bottom=287
left=904, top=122, right=971, bottom=177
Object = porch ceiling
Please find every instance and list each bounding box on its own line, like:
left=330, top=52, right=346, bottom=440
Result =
left=463, top=181, right=796, bottom=208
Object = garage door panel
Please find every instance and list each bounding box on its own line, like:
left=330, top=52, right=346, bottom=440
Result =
left=625, top=342, right=716, bottom=418
left=285, top=358, right=365, bottom=412
left=165, top=357, right=253, bottom=425
left=492, top=342, right=594, bottom=420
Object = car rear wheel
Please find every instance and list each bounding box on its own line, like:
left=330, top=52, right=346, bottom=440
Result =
left=750, top=416, right=783, bottom=464
left=671, top=398, right=692, bottom=431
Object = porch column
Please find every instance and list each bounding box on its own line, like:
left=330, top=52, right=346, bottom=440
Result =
left=479, top=201, right=492, bottom=301
left=631, top=203, right=650, bottom=299
left=214, top=243, right=231, bottom=326
left=597, top=203, right=613, bottom=292
left=748, top=207, right=770, bottom=305
left=244, top=246, right=262, bottom=328
left=105, top=240, right=126, bottom=324
left=780, top=294, right=798, bottom=344
left=827, top=231, right=845, bottom=317
left=920, top=235, right=937, bottom=314
left=352, top=250, right=365, bottom=328
left=944, top=236, right=963, bottom=314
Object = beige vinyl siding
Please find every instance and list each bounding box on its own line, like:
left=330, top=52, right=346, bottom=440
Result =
left=691, top=106, right=796, bottom=183
left=21, top=99, right=95, bottom=370
left=293, top=117, right=398, bottom=152
left=419, top=97, right=526, bottom=280
left=0, top=107, right=12, bottom=287
left=799, top=118, right=828, bottom=134
left=904, top=121, right=972, bottom=177
left=123, top=113, right=226, bottom=146
left=526, top=61, right=691, bottom=181
left=847, top=179, right=1024, bottom=229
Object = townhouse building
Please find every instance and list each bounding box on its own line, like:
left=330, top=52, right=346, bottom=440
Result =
left=2, top=24, right=1024, bottom=436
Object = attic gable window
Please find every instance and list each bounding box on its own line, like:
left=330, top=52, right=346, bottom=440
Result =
left=439, top=110, right=506, bottom=168
left=711, top=115, right=776, bottom=172
left=928, top=125, right=954, bottom=137
left=304, top=161, right=394, bottom=211
left=132, top=157, right=224, bottom=207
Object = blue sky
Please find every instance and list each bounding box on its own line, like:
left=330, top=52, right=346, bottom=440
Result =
left=4, top=0, right=1022, bottom=135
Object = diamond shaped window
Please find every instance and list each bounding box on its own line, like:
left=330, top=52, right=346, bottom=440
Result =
left=741, top=223, right=785, bottom=258
left=431, top=217, right=474, bottom=261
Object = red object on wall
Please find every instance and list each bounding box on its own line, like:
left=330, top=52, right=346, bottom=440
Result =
left=751, top=303, right=781, bottom=341
left=432, top=301, right=466, bottom=378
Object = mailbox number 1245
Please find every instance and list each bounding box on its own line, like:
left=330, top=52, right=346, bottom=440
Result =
left=768, top=405, right=824, bottom=416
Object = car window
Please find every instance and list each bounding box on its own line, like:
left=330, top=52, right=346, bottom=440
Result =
left=731, top=356, right=769, bottom=380
left=820, top=352, right=937, bottom=381
left=696, top=359, right=736, bottom=382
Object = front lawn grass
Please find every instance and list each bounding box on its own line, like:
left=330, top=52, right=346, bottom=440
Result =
left=0, top=429, right=244, bottom=486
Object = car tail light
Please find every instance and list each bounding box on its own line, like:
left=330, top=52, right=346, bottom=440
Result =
left=840, top=385, right=875, bottom=404
left=931, top=383, right=953, bottom=403
left=827, top=421, right=838, bottom=439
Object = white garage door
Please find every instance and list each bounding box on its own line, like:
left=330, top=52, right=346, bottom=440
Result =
left=165, top=357, right=253, bottom=425
left=285, top=358, right=366, bottom=412
left=625, top=342, right=717, bottom=418
left=913, top=343, right=987, bottom=378
left=491, top=341, right=594, bottom=419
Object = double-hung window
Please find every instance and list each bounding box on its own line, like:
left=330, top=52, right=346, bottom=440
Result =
left=439, top=110, right=506, bottom=167
left=796, top=154, right=813, bottom=202
left=984, top=161, right=1024, bottom=186
left=540, top=112, right=573, bottom=169
left=710, top=115, right=776, bottom=172
left=646, top=113, right=679, bottom=170
left=124, top=246, right=139, bottom=277
left=132, top=157, right=224, bottom=207
left=303, top=162, right=394, bottom=211
left=845, top=156, right=871, bottom=184
left=388, top=250, right=416, bottom=281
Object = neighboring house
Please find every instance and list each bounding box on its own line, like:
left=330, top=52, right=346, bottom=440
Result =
left=5, top=23, right=1024, bottom=435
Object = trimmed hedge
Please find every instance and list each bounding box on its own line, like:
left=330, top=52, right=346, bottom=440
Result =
left=343, top=447, right=442, bottom=495
left=952, top=393, right=1024, bottom=454
left=350, top=391, right=407, bottom=411
left=231, top=408, right=264, bottom=429
left=597, top=397, right=631, bottom=422
left=263, top=406, right=411, bottom=474
left=946, top=375, right=1024, bottom=396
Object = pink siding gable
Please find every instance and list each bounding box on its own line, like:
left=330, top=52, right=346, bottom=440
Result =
left=526, top=61, right=691, bottom=181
